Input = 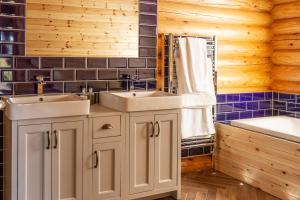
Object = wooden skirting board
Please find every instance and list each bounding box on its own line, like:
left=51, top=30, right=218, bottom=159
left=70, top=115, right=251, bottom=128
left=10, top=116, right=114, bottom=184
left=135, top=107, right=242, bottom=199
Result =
left=214, top=123, right=300, bottom=200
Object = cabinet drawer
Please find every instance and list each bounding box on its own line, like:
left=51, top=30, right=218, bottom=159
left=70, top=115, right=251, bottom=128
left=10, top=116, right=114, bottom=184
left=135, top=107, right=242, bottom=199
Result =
left=93, top=116, right=121, bottom=138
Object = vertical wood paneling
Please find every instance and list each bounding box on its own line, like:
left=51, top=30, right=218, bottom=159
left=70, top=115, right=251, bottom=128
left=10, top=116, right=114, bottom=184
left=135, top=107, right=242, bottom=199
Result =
left=157, top=0, right=273, bottom=93
left=271, top=0, right=300, bottom=93
left=26, top=0, right=139, bottom=57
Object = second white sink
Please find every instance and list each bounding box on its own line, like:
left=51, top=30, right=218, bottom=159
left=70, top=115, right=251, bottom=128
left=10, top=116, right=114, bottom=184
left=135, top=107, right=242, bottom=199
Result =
left=100, top=91, right=181, bottom=112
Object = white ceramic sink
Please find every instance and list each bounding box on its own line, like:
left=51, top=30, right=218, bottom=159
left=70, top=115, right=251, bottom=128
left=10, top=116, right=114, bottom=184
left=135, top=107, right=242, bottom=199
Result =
left=100, top=91, right=181, bottom=112
left=6, top=94, right=90, bottom=120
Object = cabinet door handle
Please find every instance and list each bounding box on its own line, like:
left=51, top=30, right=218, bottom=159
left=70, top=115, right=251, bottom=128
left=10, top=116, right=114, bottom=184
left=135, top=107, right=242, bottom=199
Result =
left=149, top=122, right=155, bottom=137
left=94, top=151, right=99, bottom=169
left=46, top=131, right=50, bottom=150
left=102, top=124, right=113, bottom=130
left=53, top=130, right=58, bottom=149
left=155, top=121, right=160, bottom=137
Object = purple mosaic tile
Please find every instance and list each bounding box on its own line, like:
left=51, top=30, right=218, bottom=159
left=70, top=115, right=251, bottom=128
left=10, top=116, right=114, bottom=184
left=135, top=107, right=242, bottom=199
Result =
left=43, top=82, right=63, bottom=94
left=140, top=3, right=157, bottom=13
left=147, top=58, right=156, bottom=68
left=239, top=111, right=253, bottom=119
left=253, top=92, right=265, bottom=100
left=139, top=36, right=157, bottom=47
left=217, top=113, right=226, bottom=121
left=87, top=58, right=107, bottom=68
left=265, top=92, right=272, bottom=100
left=139, top=25, right=157, bottom=37
left=15, top=57, right=39, bottom=69
left=139, top=47, right=156, bottom=57
left=128, top=58, right=146, bottom=68
left=14, top=82, right=35, bottom=95
left=139, top=14, right=157, bottom=26
left=98, top=69, right=118, bottom=80
left=253, top=110, right=265, bottom=117
left=233, top=103, right=246, bottom=111
left=259, top=101, right=271, bottom=109
left=274, top=101, right=286, bottom=110
left=226, top=112, right=239, bottom=121
left=53, top=70, right=75, bottom=81
left=217, top=103, right=233, bottom=113
left=64, top=81, right=86, bottom=93
left=41, top=57, right=63, bottom=68
left=217, top=94, right=226, bottom=103
left=138, top=69, right=155, bottom=79
left=246, top=101, right=259, bottom=111
left=65, top=57, right=86, bottom=68
left=108, top=58, right=127, bottom=68
left=227, top=94, right=239, bottom=102
left=240, top=93, right=253, bottom=102
left=76, top=70, right=97, bottom=80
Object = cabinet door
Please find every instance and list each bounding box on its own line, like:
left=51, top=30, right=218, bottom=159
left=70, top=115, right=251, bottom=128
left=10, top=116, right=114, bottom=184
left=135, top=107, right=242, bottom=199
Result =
left=154, top=114, right=178, bottom=189
left=18, top=124, right=52, bottom=200
left=129, top=115, right=155, bottom=194
left=51, top=121, right=83, bottom=200
left=92, top=142, right=121, bottom=200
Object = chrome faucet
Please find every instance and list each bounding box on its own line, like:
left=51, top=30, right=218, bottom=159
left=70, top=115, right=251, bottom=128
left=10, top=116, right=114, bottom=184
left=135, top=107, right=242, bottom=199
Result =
left=36, top=75, right=45, bottom=95
left=129, top=75, right=139, bottom=91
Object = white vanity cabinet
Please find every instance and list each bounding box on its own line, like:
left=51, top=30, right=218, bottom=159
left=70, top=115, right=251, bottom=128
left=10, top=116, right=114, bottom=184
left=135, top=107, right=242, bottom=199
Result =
left=126, top=110, right=181, bottom=199
left=5, top=116, right=87, bottom=200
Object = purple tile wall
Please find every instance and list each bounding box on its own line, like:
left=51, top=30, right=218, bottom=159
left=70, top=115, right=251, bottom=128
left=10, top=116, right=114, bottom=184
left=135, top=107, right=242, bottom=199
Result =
left=216, top=92, right=273, bottom=123
left=273, top=92, right=300, bottom=118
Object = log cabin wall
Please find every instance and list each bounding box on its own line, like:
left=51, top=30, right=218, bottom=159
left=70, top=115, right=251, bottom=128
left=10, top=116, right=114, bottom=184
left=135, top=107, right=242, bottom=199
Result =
left=157, top=0, right=273, bottom=94
left=271, top=0, right=300, bottom=93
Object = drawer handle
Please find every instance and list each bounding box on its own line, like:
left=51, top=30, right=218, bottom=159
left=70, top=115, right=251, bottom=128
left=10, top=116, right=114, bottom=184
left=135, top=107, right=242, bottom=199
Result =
left=102, top=124, right=113, bottom=130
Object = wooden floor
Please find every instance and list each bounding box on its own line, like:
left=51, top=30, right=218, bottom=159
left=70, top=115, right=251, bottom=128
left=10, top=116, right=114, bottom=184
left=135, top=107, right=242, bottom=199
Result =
left=159, top=170, right=281, bottom=200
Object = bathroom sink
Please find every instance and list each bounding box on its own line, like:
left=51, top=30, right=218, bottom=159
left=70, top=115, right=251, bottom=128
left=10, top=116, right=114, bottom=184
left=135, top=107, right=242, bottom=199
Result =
left=5, top=94, right=90, bottom=120
left=100, top=91, right=181, bottom=112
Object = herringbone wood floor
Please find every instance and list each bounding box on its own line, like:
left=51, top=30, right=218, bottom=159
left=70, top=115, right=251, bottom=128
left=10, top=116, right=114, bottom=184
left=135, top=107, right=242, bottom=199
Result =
left=159, top=170, right=281, bottom=200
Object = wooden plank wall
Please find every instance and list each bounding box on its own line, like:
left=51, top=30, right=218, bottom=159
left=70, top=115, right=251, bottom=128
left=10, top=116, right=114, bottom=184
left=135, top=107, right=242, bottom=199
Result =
left=157, top=0, right=273, bottom=94
left=26, top=0, right=139, bottom=57
left=215, top=123, right=300, bottom=200
left=271, top=0, right=300, bottom=93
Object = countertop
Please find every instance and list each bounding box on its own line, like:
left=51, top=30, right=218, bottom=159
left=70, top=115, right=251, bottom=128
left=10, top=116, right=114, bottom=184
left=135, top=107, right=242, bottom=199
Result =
left=89, top=104, right=123, bottom=117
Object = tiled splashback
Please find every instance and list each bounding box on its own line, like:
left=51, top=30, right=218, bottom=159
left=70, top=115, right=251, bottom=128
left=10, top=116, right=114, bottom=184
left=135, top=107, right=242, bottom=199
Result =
left=216, top=92, right=273, bottom=123
left=0, top=0, right=158, bottom=96
left=273, top=92, right=300, bottom=118
left=0, top=57, right=157, bottom=95
left=216, top=92, right=300, bottom=123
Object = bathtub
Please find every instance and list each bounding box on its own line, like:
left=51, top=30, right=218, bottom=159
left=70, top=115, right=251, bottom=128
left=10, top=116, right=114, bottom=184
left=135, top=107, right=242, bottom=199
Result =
left=231, top=116, right=300, bottom=143
left=215, top=117, right=300, bottom=200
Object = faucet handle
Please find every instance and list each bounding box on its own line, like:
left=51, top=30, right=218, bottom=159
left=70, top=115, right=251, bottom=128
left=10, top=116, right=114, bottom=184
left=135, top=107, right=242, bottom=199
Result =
left=36, top=75, right=44, bottom=82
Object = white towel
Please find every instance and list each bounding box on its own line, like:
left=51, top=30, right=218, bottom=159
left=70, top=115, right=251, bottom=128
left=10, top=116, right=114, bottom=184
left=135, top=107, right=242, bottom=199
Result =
left=175, top=37, right=216, bottom=139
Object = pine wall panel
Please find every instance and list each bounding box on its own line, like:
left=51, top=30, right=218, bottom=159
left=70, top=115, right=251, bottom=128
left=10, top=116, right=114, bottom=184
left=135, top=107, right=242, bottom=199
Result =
left=271, top=0, right=300, bottom=93
left=26, top=0, right=139, bottom=57
left=157, top=0, right=273, bottom=94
